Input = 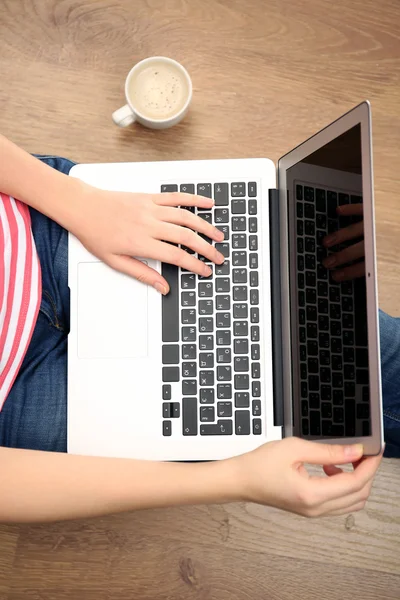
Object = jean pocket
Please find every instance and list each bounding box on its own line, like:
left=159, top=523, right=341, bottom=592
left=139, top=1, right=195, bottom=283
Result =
left=40, top=290, right=65, bottom=331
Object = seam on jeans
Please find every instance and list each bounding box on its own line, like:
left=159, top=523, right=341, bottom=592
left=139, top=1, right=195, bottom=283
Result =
left=383, top=409, right=400, bottom=424
left=42, top=290, right=64, bottom=331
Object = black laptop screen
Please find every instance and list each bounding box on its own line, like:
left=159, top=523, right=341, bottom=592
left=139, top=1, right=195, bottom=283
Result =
left=286, top=124, right=371, bottom=439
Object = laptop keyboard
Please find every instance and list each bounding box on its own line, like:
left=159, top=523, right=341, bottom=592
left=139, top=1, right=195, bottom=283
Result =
left=295, top=184, right=370, bottom=438
left=160, top=182, right=263, bottom=438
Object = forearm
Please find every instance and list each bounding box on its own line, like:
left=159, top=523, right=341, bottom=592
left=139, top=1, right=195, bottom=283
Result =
left=0, top=133, right=84, bottom=226
left=0, top=447, right=243, bottom=523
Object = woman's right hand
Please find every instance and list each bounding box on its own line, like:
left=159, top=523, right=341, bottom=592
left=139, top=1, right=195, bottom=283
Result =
left=232, top=437, right=382, bottom=517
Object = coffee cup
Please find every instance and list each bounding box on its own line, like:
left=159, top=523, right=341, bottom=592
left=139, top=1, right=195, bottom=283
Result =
left=112, top=56, right=192, bottom=129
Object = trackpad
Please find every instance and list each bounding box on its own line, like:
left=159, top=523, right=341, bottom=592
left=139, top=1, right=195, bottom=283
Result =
left=77, top=262, right=148, bottom=359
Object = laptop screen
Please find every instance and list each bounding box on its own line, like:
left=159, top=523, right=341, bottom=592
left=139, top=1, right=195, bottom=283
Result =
left=286, top=124, right=371, bottom=439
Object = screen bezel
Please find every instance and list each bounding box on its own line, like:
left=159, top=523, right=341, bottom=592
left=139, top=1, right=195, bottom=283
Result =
left=277, top=101, right=383, bottom=455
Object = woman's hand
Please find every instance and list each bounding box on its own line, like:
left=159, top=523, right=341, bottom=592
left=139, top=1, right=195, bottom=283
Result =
left=323, top=203, right=365, bottom=281
left=68, top=186, right=225, bottom=294
left=232, top=437, right=382, bottom=517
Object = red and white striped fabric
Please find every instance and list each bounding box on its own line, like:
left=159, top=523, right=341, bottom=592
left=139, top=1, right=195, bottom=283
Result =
left=0, top=193, right=41, bottom=410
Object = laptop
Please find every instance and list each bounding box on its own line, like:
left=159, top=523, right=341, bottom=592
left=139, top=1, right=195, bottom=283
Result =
left=67, top=101, right=383, bottom=461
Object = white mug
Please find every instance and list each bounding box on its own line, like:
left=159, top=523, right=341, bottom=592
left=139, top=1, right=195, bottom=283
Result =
left=112, top=56, right=193, bottom=130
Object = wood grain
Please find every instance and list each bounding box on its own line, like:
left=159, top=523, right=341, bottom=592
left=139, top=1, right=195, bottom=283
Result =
left=0, top=0, right=400, bottom=598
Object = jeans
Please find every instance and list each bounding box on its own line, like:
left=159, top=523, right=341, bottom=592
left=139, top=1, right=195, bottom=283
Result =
left=0, top=156, right=399, bottom=457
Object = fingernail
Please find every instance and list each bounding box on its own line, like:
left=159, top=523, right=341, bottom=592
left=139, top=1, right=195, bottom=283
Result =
left=344, top=444, right=363, bottom=458
left=324, top=256, right=336, bottom=267
left=154, top=282, right=167, bottom=295
left=205, top=265, right=212, bottom=275
left=217, top=252, right=225, bottom=263
left=324, top=234, right=336, bottom=246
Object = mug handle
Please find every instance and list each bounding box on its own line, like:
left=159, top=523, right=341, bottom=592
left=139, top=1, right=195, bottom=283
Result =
left=112, top=104, right=136, bottom=127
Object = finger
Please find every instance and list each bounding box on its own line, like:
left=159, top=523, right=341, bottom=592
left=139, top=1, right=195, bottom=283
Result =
left=332, top=261, right=365, bottom=282
left=323, top=240, right=365, bottom=268
left=323, top=464, right=343, bottom=477
left=156, top=222, right=225, bottom=264
left=145, top=240, right=214, bottom=278
left=107, top=255, right=169, bottom=294
left=324, top=501, right=366, bottom=517
left=315, top=480, right=372, bottom=516
left=293, top=438, right=364, bottom=467
left=337, top=203, right=363, bottom=217
left=158, top=206, right=224, bottom=243
left=323, top=221, right=364, bottom=248
left=155, top=192, right=214, bottom=210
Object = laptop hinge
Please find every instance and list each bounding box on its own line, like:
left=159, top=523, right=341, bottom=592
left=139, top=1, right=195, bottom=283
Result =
left=269, top=188, right=284, bottom=428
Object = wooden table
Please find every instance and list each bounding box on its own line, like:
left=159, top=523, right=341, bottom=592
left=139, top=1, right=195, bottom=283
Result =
left=0, top=1, right=399, bottom=598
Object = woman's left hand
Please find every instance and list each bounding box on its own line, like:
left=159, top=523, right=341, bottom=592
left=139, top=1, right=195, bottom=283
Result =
left=323, top=203, right=365, bottom=281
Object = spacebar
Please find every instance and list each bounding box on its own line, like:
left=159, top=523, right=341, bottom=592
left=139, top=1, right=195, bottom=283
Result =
left=162, top=263, right=179, bottom=342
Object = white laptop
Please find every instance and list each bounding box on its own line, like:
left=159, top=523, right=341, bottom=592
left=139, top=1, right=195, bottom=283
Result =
left=68, top=101, right=383, bottom=461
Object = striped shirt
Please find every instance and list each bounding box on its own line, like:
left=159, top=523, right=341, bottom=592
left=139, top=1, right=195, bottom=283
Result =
left=0, top=193, right=41, bottom=410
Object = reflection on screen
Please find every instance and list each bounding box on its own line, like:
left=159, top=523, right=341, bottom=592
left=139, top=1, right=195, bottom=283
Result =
left=287, top=125, right=370, bottom=439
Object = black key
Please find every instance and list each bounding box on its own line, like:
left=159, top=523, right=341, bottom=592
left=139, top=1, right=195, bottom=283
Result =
left=304, top=203, right=315, bottom=219
left=248, top=182, right=257, bottom=197
left=305, top=237, right=315, bottom=253
left=200, top=388, right=215, bottom=404
left=319, top=332, right=329, bottom=349
left=198, top=282, right=213, bottom=297
left=252, top=380, right=261, bottom=397
left=298, top=255, right=305, bottom=272
left=343, top=330, right=354, bottom=346
left=345, top=398, right=356, bottom=436
left=235, top=410, right=250, bottom=435
left=317, top=264, right=327, bottom=280
left=297, top=203, right=304, bottom=218
left=162, top=367, right=179, bottom=382
left=341, top=280, right=353, bottom=295
left=251, top=326, right=260, bottom=342
left=320, top=367, right=331, bottom=383
left=301, top=400, right=308, bottom=417
left=362, top=420, right=370, bottom=436
left=330, top=303, right=341, bottom=320
left=356, top=369, right=369, bottom=385
left=216, top=295, right=230, bottom=310
left=218, top=401, right=233, bottom=417
left=297, top=238, right=304, bottom=253
left=197, top=183, right=212, bottom=198
left=234, top=356, right=249, bottom=372
left=249, top=217, right=258, bottom=233
left=318, top=315, right=329, bottom=331
left=182, top=291, right=196, bottom=307
left=321, top=402, right=332, bottom=419
left=321, top=385, right=331, bottom=400
left=338, top=192, right=350, bottom=205
left=345, top=382, right=356, bottom=397
left=252, top=418, right=262, bottom=435
left=300, top=363, right=307, bottom=379
left=217, top=366, right=232, bottom=381
left=215, top=260, right=230, bottom=275
left=307, top=340, right=317, bottom=356
left=306, top=271, right=316, bottom=287
left=302, top=418, right=309, bottom=436
left=235, top=392, right=250, bottom=407
left=234, top=339, right=249, bottom=354
left=344, top=364, right=355, bottom=380
left=309, top=393, right=320, bottom=409
left=333, top=389, right=344, bottom=405
left=217, top=347, right=232, bottom=363
left=308, top=357, right=318, bottom=373
left=342, top=296, right=353, bottom=312
left=354, top=280, right=368, bottom=346
left=234, top=374, right=249, bottom=390
left=217, top=225, right=229, bottom=241
left=234, top=321, right=248, bottom=336
left=357, top=403, right=370, bottom=419
left=329, top=286, right=340, bottom=303
left=232, top=199, right=246, bottom=214
left=199, top=334, right=213, bottom=350
left=199, top=370, right=214, bottom=386
left=182, top=380, right=197, bottom=395
left=331, top=321, right=341, bottom=337
left=252, top=399, right=262, bottom=416
left=198, top=212, right=213, bottom=226
left=233, top=286, right=247, bottom=301
left=332, top=354, right=343, bottom=371
left=162, top=264, right=179, bottom=342
left=310, top=411, right=321, bottom=435
left=250, top=289, right=259, bottom=305
left=333, top=406, right=344, bottom=423
left=161, top=184, right=178, bottom=193
left=251, top=344, right=260, bottom=360
left=331, top=337, right=342, bottom=354
left=233, top=303, right=248, bottom=319
left=233, top=268, right=247, bottom=283
left=249, top=235, right=258, bottom=251
left=181, top=273, right=195, bottom=289
left=320, top=349, right=330, bottom=365
left=216, top=312, right=231, bottom=328
left=318, top=298, right=328, bottom=315
left=183, top=397, right=197, bottom=435
left=232, top=234, right=247, bottom=249
left=299, top=327, right=306, bottom=343
left=178, top=184, right=194, bottom=194
left=317, top=245, right=327, bottom=262
left=215, top=208, right=229, bottom=223
left=318, top=281, right=328, bottom=297
left=344, top=347, right=355, bottom=364
left=362, top=386, right=370, bottom=402
left=304, top=186, right=314, bottom=201
left=248, top=199, right=257, bottom=215
left=217, top=384, right=232, bottom=400
left=231, top=182, right=246, bottom=197
left=296, top=185, right=303, bottom=200
left=332, top=372, right=343, bottom=388
left=351, top=194, right=362, bottom=204
left=182, top=309, right=196, bottom=324
left=162, top=385, right=171, bottom=400
left=162, top=345, right=180, bottom=365
left=301, top=382, right=308, bottom=398
left=199, top=317, right=213, bottom=332
left=232, top=251, right=247, bottom=266
left=343, top=313, right=354, bottom=329
left=199, top=352, right=214, bottom=368
left=215, top=243, right=230, bottom=259
left=305, top=220, right=315, bottom=236
left=163, top=420, right=172, bottom=436
left=316, top=214, right=327, bottom=230
left=200, top=421, right=231, bottom=435
left=214, top=183, right=229, bottom=206
left=316, top=188, right=326, bottom=212
left=298, top=273, right=305, bottom=289
left=252, top=362, right=261, bottom=378
left=307, top=323, right=317, bottom=338
left=199, top=299, right=213, bottom=315
left=322, top=421, right=333, bottom=436
left=250, top=254, right=258, bottom=269
left=182, top=362, right=197, bottom=378
left=306, top=306, right=317, bottom=321
left=217, top=330, right=231, bottom=346
left=182, top=326, right=196, bottom=342
left=232, top=216, right=247, bottom=231
left=200, top=406, right=215, bottom=422
left=297, top=220, right=304, bottom=235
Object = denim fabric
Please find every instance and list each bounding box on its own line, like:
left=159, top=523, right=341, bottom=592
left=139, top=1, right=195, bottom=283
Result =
left=0, top=156, right=75, bottom=452
left=0, top=155, right=399, bottom=457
